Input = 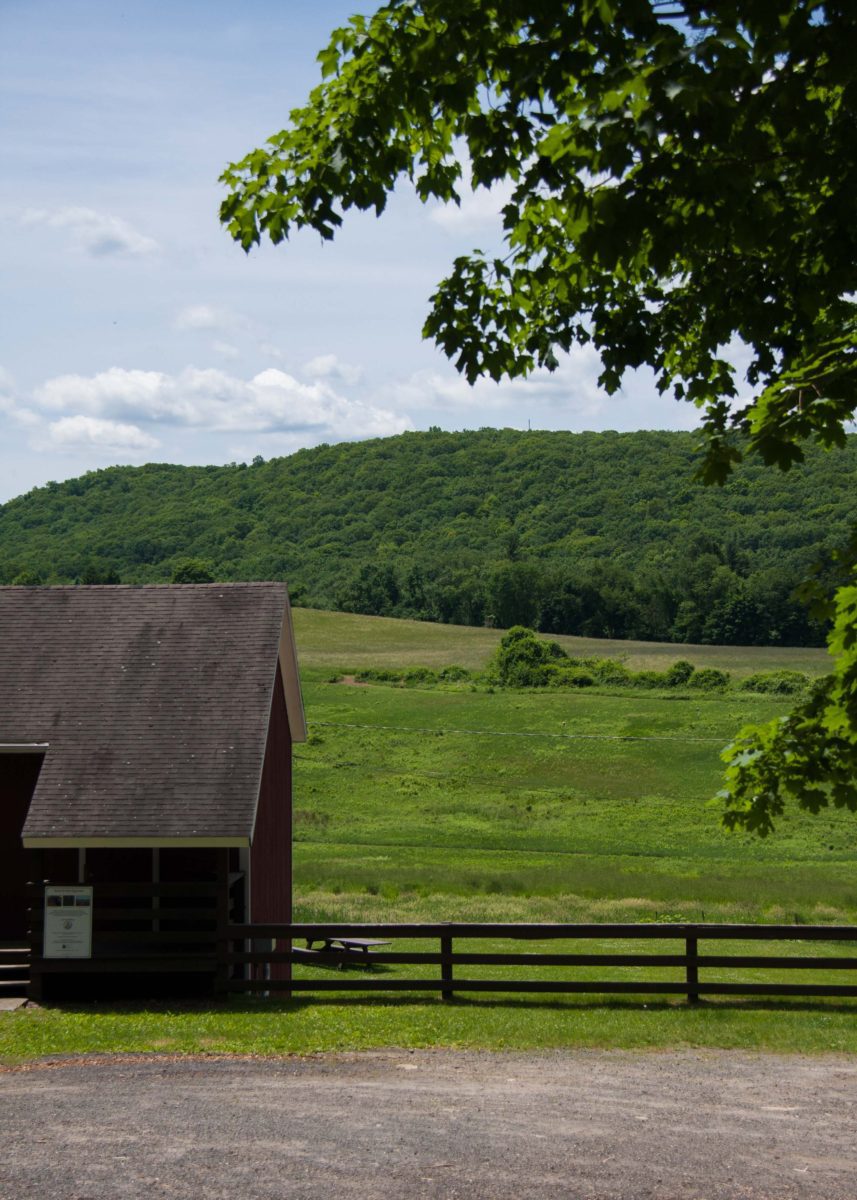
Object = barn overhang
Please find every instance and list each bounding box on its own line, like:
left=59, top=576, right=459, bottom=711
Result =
left=21, top=835, right=251, bottom=848
left=278, top=592, right=307, bottom=742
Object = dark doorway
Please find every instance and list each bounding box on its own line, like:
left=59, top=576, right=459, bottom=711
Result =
left=0, top=753, right=44, bottom=939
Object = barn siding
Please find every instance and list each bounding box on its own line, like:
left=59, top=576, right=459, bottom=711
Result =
left=250, top=665, right=292, bottom=979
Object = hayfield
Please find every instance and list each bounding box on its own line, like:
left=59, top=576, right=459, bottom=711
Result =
left=292, top=607, right=831, bottom=677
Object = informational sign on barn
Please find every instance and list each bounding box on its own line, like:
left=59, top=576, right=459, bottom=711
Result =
left=43, top=886, right=93, bottom=958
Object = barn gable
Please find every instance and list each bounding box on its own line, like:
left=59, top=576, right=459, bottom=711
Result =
left=0, top=583, right=305, bottom=847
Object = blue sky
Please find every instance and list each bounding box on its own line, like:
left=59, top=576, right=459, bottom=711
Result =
left=0, top=0, right=703, bottom=503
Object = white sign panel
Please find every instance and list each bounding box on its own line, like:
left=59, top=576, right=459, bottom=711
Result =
left=43, top=886, right=93, bottom=959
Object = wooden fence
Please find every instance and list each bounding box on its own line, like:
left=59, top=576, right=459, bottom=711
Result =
left=222, top=922, right=857, bottom=1003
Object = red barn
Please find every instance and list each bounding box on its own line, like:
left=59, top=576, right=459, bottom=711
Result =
left=0, top=583, right=305, bottom=1000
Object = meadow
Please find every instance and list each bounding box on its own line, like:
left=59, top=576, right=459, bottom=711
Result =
left=291, top=609, right=850, bottom=926
left=292, top=607, right=831, bottom=677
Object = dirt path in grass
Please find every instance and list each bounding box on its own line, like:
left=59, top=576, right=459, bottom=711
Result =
left=1, top=1049, right=855, bottom=1199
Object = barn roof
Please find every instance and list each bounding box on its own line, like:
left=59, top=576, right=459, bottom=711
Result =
left=0, top=583, right=305, bottom=847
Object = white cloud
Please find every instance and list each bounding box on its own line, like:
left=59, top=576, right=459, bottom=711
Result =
left=0, top=368, right=40, bottom=427
left=386, top=345, right=703, bottom=433
left=387, top=346, right=605, bottom=417
left=211, top=341, right=241, bottom=359
left=36, top=367, right=169, bottom=416
left=302, top=353, right=364, bottom=386
left=21, top=207, right=159, bottom=257
left=33, top=365, right=413, bottom=440
left=46, top=415, right=159, bottom=454
left=174, top=304, right=248, bottom=333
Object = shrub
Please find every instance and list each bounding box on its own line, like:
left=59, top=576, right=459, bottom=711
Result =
left=403, top=666, right=439, bottom=686
left=687, top=667, right=730, bottom=691
left=630, top=669, right=670, bottom=689
left=738, top=670, right=809, bottom=695
left=489, top=625, right=568, bottom=687
left=439, top=665, right=471, bottom=682
left=665, top=659, right=695, bottom=686
left=590, top=658, right=633, bottom=686
left=548, top=665, right=595, bottom=688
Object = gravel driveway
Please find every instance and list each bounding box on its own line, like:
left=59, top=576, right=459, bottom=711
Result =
left=1, top=1050, right=856, bottom=1199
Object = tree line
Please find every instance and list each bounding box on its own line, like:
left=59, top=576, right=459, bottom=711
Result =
left=1, top=428, right=852, bottom=648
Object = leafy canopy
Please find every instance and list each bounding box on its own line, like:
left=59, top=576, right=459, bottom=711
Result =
left=220, top=1, right=857, bottom=834
left=221, top=0, right=857, bottom=480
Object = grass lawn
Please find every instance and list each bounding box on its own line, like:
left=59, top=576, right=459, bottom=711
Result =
left=4, top=990, right=857, bottom=1061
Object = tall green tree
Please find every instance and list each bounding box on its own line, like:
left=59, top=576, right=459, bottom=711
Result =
left=221, top=1, right=857, bottom=833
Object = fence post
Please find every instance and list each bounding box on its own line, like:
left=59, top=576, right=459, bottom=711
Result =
left=685, top=932, right=699, bottom=1005
left=441, top=930, right=454, bottom=1001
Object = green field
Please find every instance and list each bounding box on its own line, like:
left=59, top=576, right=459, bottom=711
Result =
left=290, top=611, right=852, bottom=925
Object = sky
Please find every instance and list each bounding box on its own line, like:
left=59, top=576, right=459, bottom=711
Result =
left=0, top=0, right=705, bottom=504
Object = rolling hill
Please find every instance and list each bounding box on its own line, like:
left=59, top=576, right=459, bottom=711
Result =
left=2, top=428, right=854, bottom=646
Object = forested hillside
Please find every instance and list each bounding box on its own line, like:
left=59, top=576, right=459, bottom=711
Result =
left=2, top=429, right=854, bottom=646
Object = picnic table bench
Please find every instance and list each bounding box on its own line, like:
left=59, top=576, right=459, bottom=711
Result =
left=303, top=936, right=392, bottom=965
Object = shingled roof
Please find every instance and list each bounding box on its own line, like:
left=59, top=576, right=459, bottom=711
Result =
left=0, top=583, right=305, bottom=846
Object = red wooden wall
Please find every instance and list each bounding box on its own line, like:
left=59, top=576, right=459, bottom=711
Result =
left=250, top=665, right=292, bottom=978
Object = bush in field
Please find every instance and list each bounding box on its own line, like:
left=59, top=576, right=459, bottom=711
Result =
left=439, top=665, right=471, bottom=682
left=630, top=669, right=670, bottom=689
left=688, top=667, right=730, bottom=691
left=665, top=660, right=696, bottom=687
left=355, top=665, right=441, bottom=686
left=548, top=665, right=595, bottom=688
left=403, top=667, right=439, bottom=686
left=590, top=658, right=633, bottom=687
left=355, top=667, right=405, bottom=683
left=489, top=625, right=568, bottom=687
left=738, top=670, right=809, bottom=696
left=623, top=660, right=698, bottom=689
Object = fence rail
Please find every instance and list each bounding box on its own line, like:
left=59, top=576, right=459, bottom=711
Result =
left=223, top=922, right=857, bottom=1002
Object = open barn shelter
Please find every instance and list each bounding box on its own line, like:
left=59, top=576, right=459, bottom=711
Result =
left=0, top=583, right=305, bottom=999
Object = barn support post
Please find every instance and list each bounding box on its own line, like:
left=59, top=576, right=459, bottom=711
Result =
left=26, top=850, right=44, bottom=1003
left=215, top=849, right=230, bottom=997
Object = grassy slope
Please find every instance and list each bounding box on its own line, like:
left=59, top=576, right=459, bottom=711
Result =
left=293, top=679, right=857, bottom=922
left=292, top=607, right=831, bottom=676
left=285, top=609, right=849, bottom=926
left=292, top=609, right=847, bottom=918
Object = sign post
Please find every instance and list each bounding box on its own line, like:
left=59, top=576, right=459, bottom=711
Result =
left=43, top=886, right=93, bottom=959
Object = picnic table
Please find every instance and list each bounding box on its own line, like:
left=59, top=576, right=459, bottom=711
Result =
left=303, top=935, right=392, bottom=965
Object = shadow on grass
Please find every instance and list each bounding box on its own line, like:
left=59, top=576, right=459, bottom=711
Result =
left=34, top=993, right=857, bottom=1018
